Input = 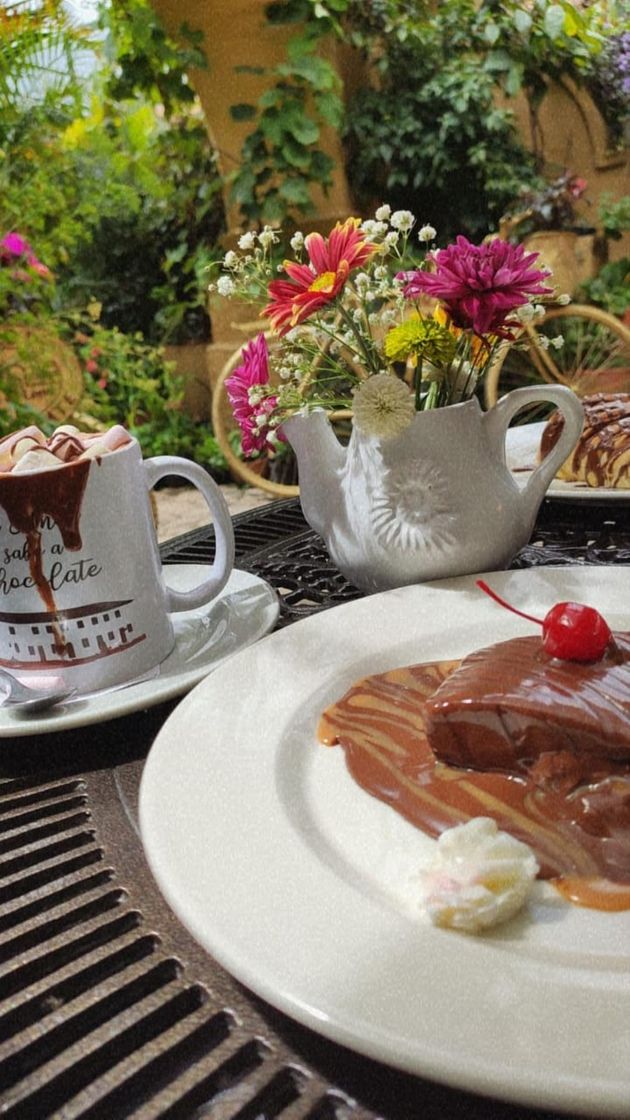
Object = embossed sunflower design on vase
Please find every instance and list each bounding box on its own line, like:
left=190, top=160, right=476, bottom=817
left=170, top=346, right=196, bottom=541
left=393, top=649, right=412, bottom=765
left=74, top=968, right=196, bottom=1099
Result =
left=371, top=457, right=456, bottom=555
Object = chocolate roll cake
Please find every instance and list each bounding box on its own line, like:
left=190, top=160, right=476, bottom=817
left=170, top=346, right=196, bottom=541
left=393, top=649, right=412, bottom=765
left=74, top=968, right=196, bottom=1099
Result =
left=539, top=392, right=630, bottom=488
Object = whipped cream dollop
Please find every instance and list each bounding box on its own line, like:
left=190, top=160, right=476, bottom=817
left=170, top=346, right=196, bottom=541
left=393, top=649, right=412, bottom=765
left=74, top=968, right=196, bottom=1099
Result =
left=0, top=424, right=131, bottom=474
left=418, top=817, right=539, bottom=933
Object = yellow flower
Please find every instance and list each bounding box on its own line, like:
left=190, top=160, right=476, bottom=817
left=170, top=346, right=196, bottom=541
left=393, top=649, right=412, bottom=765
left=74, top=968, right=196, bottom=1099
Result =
left=384, top=315, right=456, bottom=366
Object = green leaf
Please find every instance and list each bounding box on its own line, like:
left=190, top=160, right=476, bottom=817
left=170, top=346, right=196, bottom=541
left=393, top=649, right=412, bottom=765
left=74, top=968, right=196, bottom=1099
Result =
left=513, top=9, right=532, bottom=34
left=504, top=61, right=524, bottom=96
left=288, top=114, right=320, bottom=145
left=278, top=177, right=312, bottom=204
left=230, top=167, right=257, bottom=204
left=281, top=135, right=311, bottom=168
left=483, top=22, right=500, bottom=45
left=314, top=89, right=344, bottom=128
left=260, top=111, right=286, bottom=145
left=483, top=49, right=511, bottom=72
left=230, top=103, right=257, bottom=121
left=543, top=5, right=566, bottom=39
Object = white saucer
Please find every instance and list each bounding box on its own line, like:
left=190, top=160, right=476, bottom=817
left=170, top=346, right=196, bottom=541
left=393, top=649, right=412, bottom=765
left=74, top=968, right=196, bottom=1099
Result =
left=0, top=566, right=279, bottom=737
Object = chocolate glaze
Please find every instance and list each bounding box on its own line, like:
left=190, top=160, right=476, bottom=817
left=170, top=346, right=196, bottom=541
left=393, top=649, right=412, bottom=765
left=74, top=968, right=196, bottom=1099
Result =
left=424, top=633, right=630, bottom=771
left=318, top=656, right=630, bottom=911
left=0, top=459, right=91, bottom=645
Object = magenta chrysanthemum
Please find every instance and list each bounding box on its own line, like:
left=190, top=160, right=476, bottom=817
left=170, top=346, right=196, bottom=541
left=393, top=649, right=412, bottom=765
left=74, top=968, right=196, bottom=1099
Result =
left=225, top=333, right=283, bottom=456
left=398, top=236, right=553, bottom=337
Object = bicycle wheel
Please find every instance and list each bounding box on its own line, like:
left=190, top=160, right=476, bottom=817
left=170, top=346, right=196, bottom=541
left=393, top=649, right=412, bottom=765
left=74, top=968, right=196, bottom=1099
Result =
left=484, top=304, right=630, bottom=409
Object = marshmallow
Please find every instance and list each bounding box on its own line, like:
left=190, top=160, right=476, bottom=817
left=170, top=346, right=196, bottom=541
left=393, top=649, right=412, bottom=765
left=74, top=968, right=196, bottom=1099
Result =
left=11, top=449, right=66, bottom=474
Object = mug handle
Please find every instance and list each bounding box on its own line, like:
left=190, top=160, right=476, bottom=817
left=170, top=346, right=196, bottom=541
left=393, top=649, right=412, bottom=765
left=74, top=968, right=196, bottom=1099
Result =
left=483, top=385, right=584, bottom=503
left=143, top=456, right=235, bottom=612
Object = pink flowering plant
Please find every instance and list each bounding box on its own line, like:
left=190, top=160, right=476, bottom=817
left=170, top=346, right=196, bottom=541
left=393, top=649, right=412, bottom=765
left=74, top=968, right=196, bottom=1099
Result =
left=0, top=231, right=53, bottom=317
left=211, top=207, right=565, bottom=454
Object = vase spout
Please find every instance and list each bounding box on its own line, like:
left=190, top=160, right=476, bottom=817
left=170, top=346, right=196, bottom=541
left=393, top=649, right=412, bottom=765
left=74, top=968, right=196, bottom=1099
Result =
left=282, top=410, right=347, bottom=541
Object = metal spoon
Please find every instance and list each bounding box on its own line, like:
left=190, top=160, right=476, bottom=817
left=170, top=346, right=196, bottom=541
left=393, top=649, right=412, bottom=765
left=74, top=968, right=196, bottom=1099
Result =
left=0, top=668, right=76, bottom=715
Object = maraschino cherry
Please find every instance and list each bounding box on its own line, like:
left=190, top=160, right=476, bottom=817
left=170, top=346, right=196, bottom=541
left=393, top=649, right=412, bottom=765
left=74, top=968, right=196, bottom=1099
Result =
left=476, top=579, right=612, bottom=662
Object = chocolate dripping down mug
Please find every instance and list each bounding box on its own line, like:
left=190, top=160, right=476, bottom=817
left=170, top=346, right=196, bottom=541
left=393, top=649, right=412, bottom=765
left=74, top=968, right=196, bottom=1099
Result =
left=0, top=424, right=235, bottom=693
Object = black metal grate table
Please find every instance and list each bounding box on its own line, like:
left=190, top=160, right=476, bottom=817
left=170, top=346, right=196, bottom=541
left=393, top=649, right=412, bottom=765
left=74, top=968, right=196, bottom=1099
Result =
left=1, top=497, right=628, bottom=1120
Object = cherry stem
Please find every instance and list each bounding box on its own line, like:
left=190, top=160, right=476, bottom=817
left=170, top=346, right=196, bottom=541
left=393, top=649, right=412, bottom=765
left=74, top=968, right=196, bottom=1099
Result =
left=475, top=579, right=544, bottom=627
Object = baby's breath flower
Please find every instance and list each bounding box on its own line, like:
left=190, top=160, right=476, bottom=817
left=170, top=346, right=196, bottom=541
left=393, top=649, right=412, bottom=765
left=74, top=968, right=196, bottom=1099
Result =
left=223, top=250, right=238, bottom=268
left=380, top=309, right=398, bottom=326
left=238, top=232, right=256, bottom=250
left=418, top=224, right=437, bottom=243
left=390, top=210, right=415, bottom=232
left=217, top=276, right=235, bottom=296
left=352, top=373, right=415, bottom=439
left=385, top=231, right=400, bottom=246
left=290, top=231, right=304, bottom=252
left=258, top=227, right=278, bottom=249
left=532, top=304, right=546, bottom=321
left=360, top=220, right=387, bottom=238
left=516, top=303, right=535, bottom=323
left=550, top=335, right=564, bottom=350
left=375, top=204, right=391, bottom=221
left=557, top=293, right=572, bottom=305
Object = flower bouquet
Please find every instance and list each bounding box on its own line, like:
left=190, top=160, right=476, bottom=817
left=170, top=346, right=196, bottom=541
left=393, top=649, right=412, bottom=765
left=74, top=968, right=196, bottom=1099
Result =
left=211, top=207, right=565, bottom=457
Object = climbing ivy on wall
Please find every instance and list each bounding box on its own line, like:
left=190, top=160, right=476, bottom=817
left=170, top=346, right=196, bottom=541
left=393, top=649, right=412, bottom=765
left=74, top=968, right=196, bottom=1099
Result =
left=228, top=0, right=346, bottom=226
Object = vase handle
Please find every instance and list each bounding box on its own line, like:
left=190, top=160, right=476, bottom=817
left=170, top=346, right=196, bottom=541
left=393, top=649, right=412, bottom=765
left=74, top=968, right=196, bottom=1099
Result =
left=484, top=385, right=584, bottom=506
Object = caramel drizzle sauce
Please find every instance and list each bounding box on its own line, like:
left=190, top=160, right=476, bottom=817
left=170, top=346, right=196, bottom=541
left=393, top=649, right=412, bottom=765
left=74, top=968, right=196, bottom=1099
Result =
left=0, top=460, right=91, bottom=653
left=318, top=661, right=630, bottom=912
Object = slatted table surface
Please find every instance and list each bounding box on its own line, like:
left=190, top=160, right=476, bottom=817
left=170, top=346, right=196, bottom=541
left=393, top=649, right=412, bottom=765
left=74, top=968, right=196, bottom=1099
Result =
left=1, top=496, right=628, bottom=1120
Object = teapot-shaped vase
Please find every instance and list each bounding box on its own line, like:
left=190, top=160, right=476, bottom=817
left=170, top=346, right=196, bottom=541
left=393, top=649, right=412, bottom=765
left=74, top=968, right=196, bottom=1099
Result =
left=282, top=386, right=583, bottom=593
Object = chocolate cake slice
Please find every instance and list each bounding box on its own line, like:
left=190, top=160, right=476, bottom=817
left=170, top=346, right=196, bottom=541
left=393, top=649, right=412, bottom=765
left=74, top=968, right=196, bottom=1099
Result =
left=424, top=632, right=630, bottom=773
left=540, top=392, right=630, bottom=489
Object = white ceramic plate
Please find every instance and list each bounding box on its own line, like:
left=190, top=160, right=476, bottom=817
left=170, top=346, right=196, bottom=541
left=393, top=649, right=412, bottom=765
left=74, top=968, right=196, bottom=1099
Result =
left=139, top=566, right=630, bottom=1118
left=0, top=566, right=278, bottom=737
left=506, top=422, right=628, bottom=501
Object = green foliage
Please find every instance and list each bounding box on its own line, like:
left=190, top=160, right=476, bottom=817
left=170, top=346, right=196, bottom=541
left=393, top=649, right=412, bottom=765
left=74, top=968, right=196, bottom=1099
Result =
left=577, top=258, right=630, bottom=317
left=341, top=1, right=538, bottom=240
left=0, top=0, right=89, bottom=112
left=97, top=0, right=206, bottom=115
left=598, top=193, right=630, bottom=240
left=229, top=0, right=344, bottom=226
left=339, top=0, right=626, bottom=241
left=0, top=0, right=225, bottom=344
left=59, top=314, right=230, bottom=476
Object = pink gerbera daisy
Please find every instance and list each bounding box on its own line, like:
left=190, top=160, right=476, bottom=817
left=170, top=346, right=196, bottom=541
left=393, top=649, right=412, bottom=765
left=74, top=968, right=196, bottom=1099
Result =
left=264, top=217, right=376, bottom=334
left=225, top=333, right=282, bottom=456
left=398, top=236, right=553, bottom=338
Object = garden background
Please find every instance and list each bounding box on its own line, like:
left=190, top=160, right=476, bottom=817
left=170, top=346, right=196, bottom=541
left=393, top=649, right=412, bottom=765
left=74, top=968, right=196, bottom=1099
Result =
left=1, top=0, right=628, bottom=484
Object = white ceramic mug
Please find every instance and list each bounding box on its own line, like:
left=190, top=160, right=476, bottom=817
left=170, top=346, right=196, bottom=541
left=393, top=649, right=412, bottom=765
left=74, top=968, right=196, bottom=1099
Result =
left=0, top=437, right=235, bottom=692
